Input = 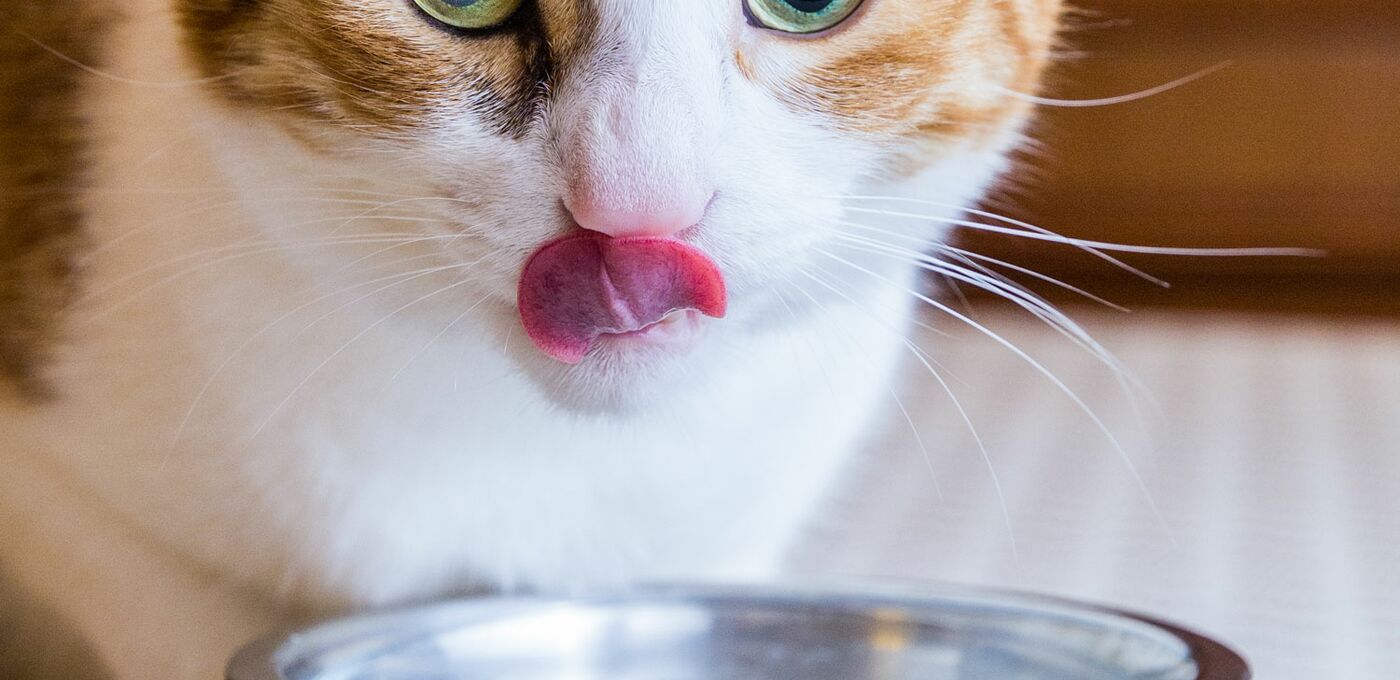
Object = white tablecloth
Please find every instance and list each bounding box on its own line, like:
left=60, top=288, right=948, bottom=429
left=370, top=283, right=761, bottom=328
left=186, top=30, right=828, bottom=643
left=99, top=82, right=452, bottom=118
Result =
left=793, top=307, right=1400, bottom=680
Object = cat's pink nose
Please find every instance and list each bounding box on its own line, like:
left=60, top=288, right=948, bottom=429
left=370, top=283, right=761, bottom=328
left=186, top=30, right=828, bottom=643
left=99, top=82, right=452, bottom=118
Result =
left=564, top=191, right=713, bottom=239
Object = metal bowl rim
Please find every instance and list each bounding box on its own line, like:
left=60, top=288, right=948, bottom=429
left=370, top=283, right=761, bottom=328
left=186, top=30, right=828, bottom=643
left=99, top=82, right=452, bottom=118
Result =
left=227, top=581, right=1250, bottom=680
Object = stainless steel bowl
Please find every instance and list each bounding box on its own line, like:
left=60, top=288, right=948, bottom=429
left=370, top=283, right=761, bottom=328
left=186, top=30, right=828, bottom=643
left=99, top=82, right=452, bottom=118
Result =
left=228, top=584, right=1249, bottom=680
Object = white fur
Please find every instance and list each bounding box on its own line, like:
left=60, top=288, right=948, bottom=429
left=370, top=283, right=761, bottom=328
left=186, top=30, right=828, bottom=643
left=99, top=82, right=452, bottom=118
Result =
left=0, top=1, right=1016, bottom=677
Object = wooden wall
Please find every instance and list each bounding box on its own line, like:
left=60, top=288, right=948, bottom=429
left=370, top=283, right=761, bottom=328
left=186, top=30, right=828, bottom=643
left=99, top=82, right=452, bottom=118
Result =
left=960, top=0, right=1400, bottom=309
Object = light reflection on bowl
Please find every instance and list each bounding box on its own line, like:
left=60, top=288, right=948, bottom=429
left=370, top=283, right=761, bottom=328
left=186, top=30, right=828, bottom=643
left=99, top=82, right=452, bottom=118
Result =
left=228, top=584, right=1249, bottom=680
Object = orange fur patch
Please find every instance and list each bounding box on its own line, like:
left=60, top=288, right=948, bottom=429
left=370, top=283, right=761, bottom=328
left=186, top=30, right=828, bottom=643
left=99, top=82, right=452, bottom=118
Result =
left=179, top=0, right=592, bottom=139
left=754, top=0, right=1062, bottom=152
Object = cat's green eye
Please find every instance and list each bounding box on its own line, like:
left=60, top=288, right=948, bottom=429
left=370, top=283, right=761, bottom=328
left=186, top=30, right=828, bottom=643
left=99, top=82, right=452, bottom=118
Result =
left=745, top=0, right=866, bottom=34
left=412, top=0, right=524, bottom=30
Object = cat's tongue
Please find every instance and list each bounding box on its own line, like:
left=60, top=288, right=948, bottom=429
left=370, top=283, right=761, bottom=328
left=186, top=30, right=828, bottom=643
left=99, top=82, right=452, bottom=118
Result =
left=518, top=234, right=727, bottom=364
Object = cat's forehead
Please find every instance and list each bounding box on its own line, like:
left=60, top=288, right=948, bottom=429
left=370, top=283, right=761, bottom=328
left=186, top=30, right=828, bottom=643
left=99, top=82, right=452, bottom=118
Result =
left=179, top=0, right=1059, bottom=146
left=579, top=0, right=724, bottom=24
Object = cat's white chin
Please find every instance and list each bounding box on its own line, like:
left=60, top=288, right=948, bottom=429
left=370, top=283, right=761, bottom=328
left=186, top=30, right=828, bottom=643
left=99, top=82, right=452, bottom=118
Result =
left=513, top=314, right=725, bottom=415
left=594, top=309, right=705, bottom=352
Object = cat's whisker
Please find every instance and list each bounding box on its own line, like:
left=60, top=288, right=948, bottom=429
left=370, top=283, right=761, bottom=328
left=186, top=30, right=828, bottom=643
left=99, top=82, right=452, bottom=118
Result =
left=248, top=274, right=483, bottom=441
left=928, top=243, right=1164, bottom=435
left=330, top=218, right=475, bottom=272
left=82, top=232, right=456, bottom=300
left=769, top=274, right=855, bottom=423
left=837, top=195, right=1325, bottom=277
left=938, top=244, right=1088, bottom=311
left=938, top=248, right=1153, bottom=404
left=938, top=272, right=976, bottom=318
left=834, top=199, right=1261, bottom=423
left=836, top=237, right=1160, bottom=432
left=61, top=166, right=440, bottom=204
left=19, top=31, right=246, bottom=89
left=386, top=295, right=493, bottom=386
left=130, top=127, right=210, bottom=172
left=801, top=266, right=1017, bottom=550
left=293, top=254, right=493, bottom=340
left=846, top=205, right=1321, bottom=260
left=996, top=61, right=1234, bottom=109
left=11, top=185, right=415, bottom=198
left=469, top=324, right=516, bottom=393
left=321, top=145, right=411, bottom=156
left=167, top=260, right=482, bottom=453
left=938, top=244, right=1131, bottom=312
left=837, top=211, right=1168, bottom=422
left=777, top=272, right=945, bottom=503
left=835, top=235, right=1110, bottom=359
left=316, top=197, right=472, bottom=238
left=812, top=247, right=1177, bottom=546
left=842, top=204, right=1166, bottom=285
left=831, top=234, right=1156, bottom=415
left=78, top=234, right=467, bottom=323
left=83, top=193, right=450, bottom=261
left=837, top=234, right=1114, bottom=353
left=851, top=191, right=1106, bottom=242
left=837, top=222, right=1130, bottom=312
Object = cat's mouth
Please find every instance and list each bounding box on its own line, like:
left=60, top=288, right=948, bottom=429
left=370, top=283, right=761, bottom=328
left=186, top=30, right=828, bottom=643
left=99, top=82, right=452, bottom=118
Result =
left=517, top=233, right=727, bottom=364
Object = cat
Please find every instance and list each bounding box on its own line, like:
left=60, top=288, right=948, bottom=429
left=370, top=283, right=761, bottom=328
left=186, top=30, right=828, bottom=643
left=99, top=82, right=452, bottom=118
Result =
left=0, top=0, right=1062, bottom=677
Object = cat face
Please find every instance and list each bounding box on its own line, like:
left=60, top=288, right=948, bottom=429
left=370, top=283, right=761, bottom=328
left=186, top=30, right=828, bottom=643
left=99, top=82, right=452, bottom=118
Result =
left=178, top=0, right=1060, bottom=409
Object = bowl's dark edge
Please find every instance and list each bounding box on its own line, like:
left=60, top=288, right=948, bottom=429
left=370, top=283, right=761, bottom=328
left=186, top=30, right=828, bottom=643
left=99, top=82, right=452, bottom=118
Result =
left=226, top=633, right=287, bottom=680
left=1122, top=612, right=1252, bottom=680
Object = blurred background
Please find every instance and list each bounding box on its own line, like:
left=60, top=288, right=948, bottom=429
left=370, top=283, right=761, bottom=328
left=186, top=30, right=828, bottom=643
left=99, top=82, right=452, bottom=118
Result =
left=971, top=0, right=1399, bottom=308
left=793, top=3, right=1400, bottom=680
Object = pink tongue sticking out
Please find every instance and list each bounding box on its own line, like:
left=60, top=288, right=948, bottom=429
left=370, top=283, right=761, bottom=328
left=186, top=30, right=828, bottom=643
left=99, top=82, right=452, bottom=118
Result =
left=518, top=233, right=727, bottom=364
